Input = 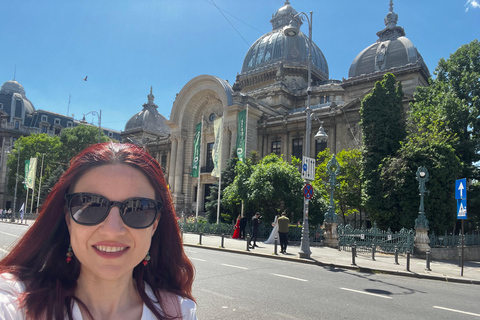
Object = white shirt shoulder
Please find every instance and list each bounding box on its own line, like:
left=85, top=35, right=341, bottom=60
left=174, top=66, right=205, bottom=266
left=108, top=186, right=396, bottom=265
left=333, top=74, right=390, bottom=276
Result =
left=0, top=273, right=27, bottom=320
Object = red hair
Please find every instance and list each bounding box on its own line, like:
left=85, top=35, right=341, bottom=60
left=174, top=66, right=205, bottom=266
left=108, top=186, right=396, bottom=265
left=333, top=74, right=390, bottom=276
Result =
left=0, top=142, right=195, bottom=319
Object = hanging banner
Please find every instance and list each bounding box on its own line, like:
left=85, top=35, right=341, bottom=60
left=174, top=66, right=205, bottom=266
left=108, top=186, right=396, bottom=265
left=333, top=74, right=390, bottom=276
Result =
left=191, top=122, right=202, bottom=178
left=236, top=109, right=247, bottom=162
left=25, top=157, right=37, bottom=190
left=211, top=117, right=223, bottom=177
left=24, top=160, right=30, bottom=190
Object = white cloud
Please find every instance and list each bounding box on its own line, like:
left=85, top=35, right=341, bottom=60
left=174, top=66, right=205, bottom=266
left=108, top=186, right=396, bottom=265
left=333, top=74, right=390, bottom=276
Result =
left=465, top=0, right=480, bottom=12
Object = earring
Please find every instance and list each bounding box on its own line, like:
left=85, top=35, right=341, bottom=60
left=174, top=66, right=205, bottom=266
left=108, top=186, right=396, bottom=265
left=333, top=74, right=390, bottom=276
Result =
left=142, top=252, right=151, bottom=266
left=66, top=244, right=73, bottom=263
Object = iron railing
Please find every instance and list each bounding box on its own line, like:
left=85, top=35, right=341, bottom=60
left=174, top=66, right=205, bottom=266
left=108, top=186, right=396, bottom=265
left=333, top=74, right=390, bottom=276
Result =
left=429, top=231, right=480, bottom=248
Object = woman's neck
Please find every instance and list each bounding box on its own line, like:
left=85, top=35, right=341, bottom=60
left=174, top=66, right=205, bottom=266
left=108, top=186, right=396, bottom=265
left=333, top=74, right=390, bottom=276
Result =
left=75, top=273, right=143, bottom=320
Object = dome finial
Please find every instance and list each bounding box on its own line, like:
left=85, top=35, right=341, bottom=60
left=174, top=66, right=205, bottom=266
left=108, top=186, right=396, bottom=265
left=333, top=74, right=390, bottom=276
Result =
left=147, top=86, right=154, bottom=104
left=384, top=0, right=398, bottom=28
left=284, top=0, right=290, bottom=5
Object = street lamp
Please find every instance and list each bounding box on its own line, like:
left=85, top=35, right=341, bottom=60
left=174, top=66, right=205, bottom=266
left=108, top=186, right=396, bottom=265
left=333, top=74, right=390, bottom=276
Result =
left=81, top=110, right=102, bottom=143
left=284, top=10, right=328, bottom=259
left=12, top=141, right=21, bottom=221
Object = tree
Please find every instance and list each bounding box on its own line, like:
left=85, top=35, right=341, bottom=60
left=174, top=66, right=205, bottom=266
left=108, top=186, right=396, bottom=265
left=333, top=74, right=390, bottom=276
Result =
left=314, top=149, right=363, bottom=228
left=360, top=73, right=405, bottom=225
left=59, top=125, right=109, bottom=165
left=6, top=134, right=62, bottom=211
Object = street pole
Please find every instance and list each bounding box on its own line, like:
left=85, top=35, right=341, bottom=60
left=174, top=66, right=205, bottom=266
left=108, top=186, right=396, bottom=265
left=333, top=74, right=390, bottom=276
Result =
left=36, top=153, right=45, bottom=214
left=13, top=141, right=20, bottom=220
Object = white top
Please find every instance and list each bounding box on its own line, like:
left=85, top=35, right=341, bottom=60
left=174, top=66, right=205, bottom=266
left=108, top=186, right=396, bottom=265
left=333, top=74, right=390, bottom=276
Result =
left=0, top=273, right=197, bottom=320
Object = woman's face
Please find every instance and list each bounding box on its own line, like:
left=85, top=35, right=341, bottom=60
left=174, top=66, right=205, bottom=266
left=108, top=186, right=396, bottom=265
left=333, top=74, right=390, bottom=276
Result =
left=66, top=164, right=158, bottom=282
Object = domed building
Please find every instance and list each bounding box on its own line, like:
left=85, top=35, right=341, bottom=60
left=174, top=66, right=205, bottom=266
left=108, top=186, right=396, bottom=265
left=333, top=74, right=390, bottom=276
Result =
left=129, top=1, right=430, bottom=215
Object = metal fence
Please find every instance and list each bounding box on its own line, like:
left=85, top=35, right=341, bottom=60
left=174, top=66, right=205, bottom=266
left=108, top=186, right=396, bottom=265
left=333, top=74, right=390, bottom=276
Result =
left=180, top=221, right=325, bottom=244
left=338, top=224, right=415, bottom=254
left=429, top=231, right=480, bottom=248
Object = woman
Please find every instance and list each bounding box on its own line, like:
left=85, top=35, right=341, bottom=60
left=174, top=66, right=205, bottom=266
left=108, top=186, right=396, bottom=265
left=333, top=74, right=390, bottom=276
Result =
left=264, top=215, right=279, bottom=244
left=232, top=215, right=241, bottom=239
left=0, top=143, right=196, bottom=319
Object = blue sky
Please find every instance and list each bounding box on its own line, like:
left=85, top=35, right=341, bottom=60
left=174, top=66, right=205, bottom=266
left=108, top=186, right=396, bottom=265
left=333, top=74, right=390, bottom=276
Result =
left=0, top=0, right=478, bottom=132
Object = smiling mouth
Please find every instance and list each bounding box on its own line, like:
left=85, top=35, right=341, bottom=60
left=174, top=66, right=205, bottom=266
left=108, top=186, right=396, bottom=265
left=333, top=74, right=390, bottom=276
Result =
left=94, top=245, right=128, bottom=253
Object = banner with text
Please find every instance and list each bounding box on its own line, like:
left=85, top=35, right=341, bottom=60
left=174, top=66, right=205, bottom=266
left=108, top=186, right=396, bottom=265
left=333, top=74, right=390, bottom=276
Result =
left=24, top=160, right=30, bottom=190
left=236, top=109, right=246, bottom=162
left=211, top=117, right=223, bottom=177
left=191, top=122, right=202, bottom=178
left=25, top=157, right=37, bottom=190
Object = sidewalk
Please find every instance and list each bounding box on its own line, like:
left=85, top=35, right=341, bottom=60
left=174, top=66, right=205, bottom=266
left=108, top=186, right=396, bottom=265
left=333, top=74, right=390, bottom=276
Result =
left=182, top=232, right=480, bottom=285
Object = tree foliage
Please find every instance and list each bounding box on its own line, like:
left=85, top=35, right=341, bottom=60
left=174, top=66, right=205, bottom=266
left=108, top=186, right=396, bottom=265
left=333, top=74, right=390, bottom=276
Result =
left=59, top=125, right=109, bottom=165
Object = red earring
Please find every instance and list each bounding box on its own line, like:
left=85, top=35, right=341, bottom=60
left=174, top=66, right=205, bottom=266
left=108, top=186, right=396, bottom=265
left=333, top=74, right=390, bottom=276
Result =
left=66, top=245, right=73, bottom=263
left=142, top=252, right=151, bottom=266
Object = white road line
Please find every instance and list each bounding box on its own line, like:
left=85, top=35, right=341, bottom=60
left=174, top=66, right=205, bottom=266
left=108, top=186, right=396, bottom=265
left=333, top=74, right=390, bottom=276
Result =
left=190, top=258, right=206, bottom=262
left=221, top=263, right=248, bottom=270
left=433, top=306, right=480, bottom=317
left=272, top=273, right=308, bottom=282
left=0, top=231, right=20, bottom=238
left=340, top=287, right=392, bottom=299
left=198, top=288, right=234, bottom=300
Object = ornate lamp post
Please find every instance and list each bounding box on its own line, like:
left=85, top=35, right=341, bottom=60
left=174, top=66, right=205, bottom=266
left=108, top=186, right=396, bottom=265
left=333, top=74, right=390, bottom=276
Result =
left=323, top=155, right=341, bottom=248
left=81, top=110, right=102, bottom=143
left=284, top=10, right=328, bottom=258
left=414, top=166, right=430, bottom=255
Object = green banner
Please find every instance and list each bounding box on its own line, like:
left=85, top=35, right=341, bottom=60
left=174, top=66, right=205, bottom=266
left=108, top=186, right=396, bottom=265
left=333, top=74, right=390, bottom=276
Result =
left=191, top=122, right=202, bottom=177
left=25, top=157, right=37, bottom=190
left=236, top=109, right=246, bottom=162
left=24, top=160, right=30, bottom=190
left=211, top=117, right=223, bottom=178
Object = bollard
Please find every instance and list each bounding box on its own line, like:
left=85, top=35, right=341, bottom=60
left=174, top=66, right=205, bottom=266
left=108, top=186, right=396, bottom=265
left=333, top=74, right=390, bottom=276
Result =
left=394, top=246, right=399, bottom=265
left=274, top=236, right=278, bottom=255
left=220, top=233, right=225, bottom=248
left=198, top=233, right=202, bottom=245
left=458, top=252, right=462, bottom=267
left=351, top=245, right=357, bottom=266
left=246, top=235, right=251, bottom=251
left=371, top=244, right=376, bottom=261
left=426, top=250, right=431, bottom=271
left=354, top=242, right=358, bottom=257
left=406, top=250, right=411, bottom=272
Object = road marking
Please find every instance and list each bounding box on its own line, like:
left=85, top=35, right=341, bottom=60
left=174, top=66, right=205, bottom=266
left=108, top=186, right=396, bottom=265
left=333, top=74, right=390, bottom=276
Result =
left=190, top=258, right=206, bottom=262
left=340, top=287, right=392, bottom=299
left=433, top=306, right=480, bottom=317
left=272, top=273, right=308, bottom=282
left=0, top=231, right=20, bottom=238
left=198, top=288, right=234, bottom=300
left=221, top=263, right=248, bottom=270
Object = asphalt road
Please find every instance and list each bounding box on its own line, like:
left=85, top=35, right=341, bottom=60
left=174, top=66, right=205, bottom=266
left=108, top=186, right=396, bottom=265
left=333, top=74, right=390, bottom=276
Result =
left=188, top=246, right=480, bottom=320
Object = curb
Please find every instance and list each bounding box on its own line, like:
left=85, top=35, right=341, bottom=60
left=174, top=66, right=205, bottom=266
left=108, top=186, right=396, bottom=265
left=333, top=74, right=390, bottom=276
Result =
left=184, top=243, right=480, bottom=285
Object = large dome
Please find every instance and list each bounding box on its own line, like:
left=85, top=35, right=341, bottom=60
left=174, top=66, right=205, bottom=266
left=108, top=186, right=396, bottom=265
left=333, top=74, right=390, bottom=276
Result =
left=124, top=88, right=170, bottom=136
left=348, top=2, right=430, bottom=79
left=240, top=1, right=328, bottom=80
left=0, top=79, right=35, bottom=114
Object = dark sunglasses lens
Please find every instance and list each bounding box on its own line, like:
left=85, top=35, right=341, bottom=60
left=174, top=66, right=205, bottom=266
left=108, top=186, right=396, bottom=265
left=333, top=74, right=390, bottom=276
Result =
left=69, top=194, right=109, bottom=225
left=121, top=199, right=157, bottom=228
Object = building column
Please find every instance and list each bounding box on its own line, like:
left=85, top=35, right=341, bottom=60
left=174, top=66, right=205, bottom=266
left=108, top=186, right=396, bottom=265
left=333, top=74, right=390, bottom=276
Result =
left=174, top=135, right=186, bottom=196
left=168, top=136, right=178, bottom=192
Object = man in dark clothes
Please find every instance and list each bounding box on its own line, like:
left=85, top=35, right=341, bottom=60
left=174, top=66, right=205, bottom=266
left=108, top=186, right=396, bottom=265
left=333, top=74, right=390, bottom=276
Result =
left=277, top=212, right=290, bottom=254
left=239, top=214, right=248, bottom=239
left=250, top=212, right=261, bottom=248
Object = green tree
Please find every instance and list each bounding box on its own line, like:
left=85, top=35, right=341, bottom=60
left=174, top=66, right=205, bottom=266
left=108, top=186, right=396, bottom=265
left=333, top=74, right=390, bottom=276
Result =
left=360, top=73, right=405, bottom=225
left=6, top=134, right=62, bottom=211
left=59, top=125, right=109, bottom=165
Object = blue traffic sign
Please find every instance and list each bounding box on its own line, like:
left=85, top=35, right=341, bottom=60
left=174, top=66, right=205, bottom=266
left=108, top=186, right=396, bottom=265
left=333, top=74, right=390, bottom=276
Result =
left=304, top=184, right=313, bottom=200
left=457, top=199, right=467, bottom=219
left=303, top=163, right=307, bottom=172
left=455, top=178, right=467, bottom=200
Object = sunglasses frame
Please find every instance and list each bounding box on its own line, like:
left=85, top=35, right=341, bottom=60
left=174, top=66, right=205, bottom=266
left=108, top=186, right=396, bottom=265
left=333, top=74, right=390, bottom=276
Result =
left=64, top=192, right=162, bottom=229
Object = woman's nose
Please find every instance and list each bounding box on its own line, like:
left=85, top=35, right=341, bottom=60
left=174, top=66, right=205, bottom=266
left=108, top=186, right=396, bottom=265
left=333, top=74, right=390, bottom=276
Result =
left=99, top=206, right=127, bottom=234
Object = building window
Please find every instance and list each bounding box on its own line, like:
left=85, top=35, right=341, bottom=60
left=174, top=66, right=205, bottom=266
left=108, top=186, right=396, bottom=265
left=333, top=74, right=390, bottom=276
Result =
left=54, top=128, right=61, bottom=135
left=54, top=118, right=60, bottom=125
left=67, top=121, right=73, bottom=127
left=292, top=138, right=303, bottom=160
left=0, top=103, right=3, bottom=109
left=315, top=140, right=327, bottom=156
left=271, top=140, right=281, bottom=156
left=108, top=131, right=113, bottom=137
left=41, top=115, right=48, bottom=122
left=161, top=154, right=167, bottom=171
left=14, top=121, right=19, bottom=129
left=206, top=142, right=214, bottom=169
left=41, top=126, right=48, bottom=133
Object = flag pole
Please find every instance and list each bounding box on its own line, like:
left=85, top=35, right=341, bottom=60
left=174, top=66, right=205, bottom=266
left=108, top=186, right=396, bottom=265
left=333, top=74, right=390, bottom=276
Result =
left=36, top=153, right=45, bottom=215
left=195, top=116, right=204, bottom=227
left=29, top=157, right=37, bottom=218
left=216, top=117, right=224, bottom=225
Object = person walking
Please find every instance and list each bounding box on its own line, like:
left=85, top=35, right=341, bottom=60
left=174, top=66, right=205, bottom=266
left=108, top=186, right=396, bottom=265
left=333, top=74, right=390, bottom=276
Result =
left=250, top=212, right=261, bottom=248
left=277, top=212, right=290, bottom=254
left=239, top=214, right=248, bottom=239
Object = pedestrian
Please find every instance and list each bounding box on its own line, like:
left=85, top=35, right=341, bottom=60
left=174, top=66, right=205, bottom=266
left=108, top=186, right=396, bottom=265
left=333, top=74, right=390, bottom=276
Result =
left=232, top=214, right=241, bottom=239
left=0, top=142, right=197, bottom=319
left=250, top=212, right=261, bottom=248
left=0, top=208, right=3, bottom=220
left=239, top=214, right=248, bottom=239
left=277, top=211, right=290, bottom=254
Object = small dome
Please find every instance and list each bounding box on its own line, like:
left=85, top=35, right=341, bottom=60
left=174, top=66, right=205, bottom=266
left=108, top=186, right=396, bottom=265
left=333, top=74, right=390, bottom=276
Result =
left=124, top=87, right=170, bottom=136
left=348, top=1, right=430, bottom=79
left=240, top=1, right=328, bottom=80
left=0, top=79, right=35, bottom=114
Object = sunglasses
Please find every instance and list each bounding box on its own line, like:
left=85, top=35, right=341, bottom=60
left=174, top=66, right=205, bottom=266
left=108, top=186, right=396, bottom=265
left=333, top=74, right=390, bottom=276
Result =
left=65, top=193, right=162, bottom=229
